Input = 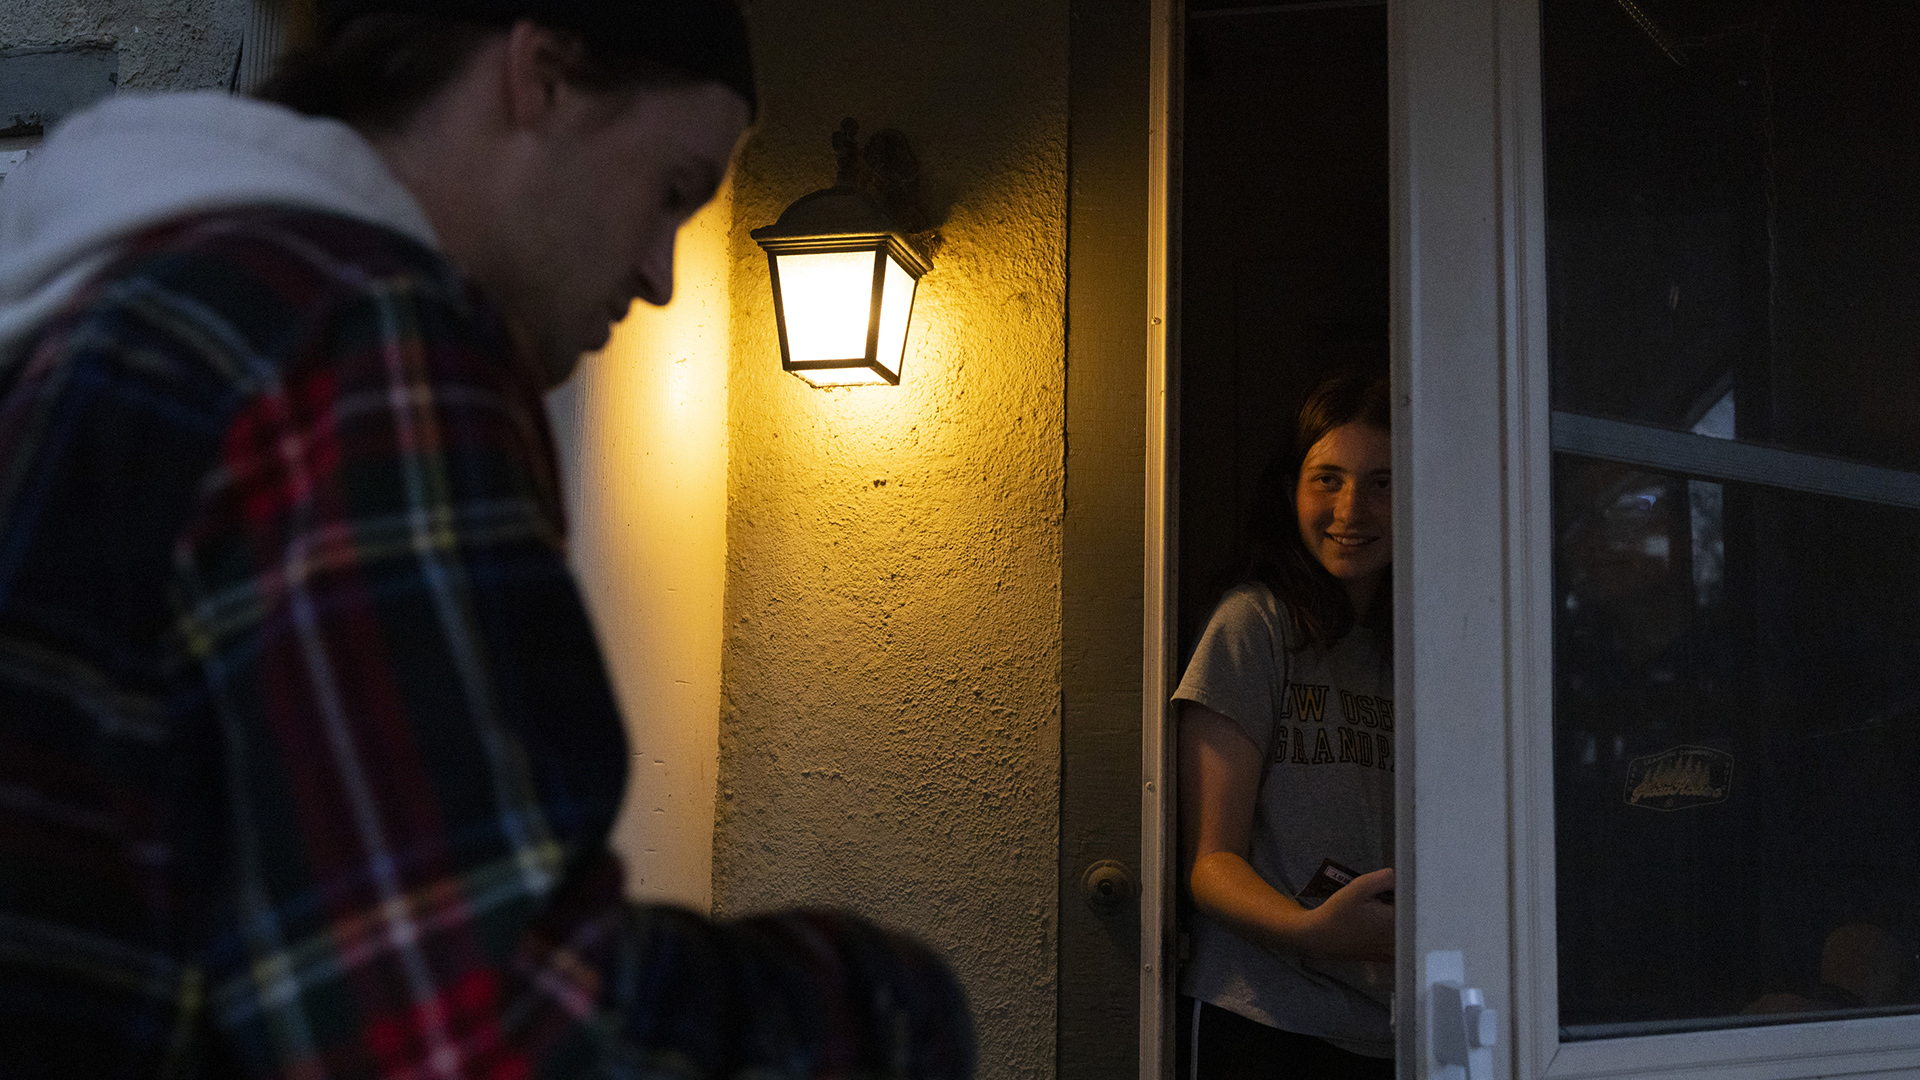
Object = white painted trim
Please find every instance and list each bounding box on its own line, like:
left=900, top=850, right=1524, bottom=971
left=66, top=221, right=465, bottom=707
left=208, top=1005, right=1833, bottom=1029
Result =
left=1500, top=0, right=1561, bottom=1073
left=1394, top=0, right=1523, bottom=1073
left=1141, top=1, right=1177, bottom=1077
left=1541, top=1017, right=1920, bottom=1080
left=1550, top=412, right=1920, bottom=510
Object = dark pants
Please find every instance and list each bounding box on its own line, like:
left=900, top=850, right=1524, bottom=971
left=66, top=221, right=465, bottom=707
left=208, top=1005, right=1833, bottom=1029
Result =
left=1175, top=997, right=1395, bottom=1080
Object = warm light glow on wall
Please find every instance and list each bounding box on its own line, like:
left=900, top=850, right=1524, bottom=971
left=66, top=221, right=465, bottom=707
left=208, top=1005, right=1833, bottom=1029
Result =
left=545, top=179, right=733, bottom=911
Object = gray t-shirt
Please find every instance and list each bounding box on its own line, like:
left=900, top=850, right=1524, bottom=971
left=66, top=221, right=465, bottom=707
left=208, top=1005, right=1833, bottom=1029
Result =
left=1174, top=582, right=1396, bottom=1057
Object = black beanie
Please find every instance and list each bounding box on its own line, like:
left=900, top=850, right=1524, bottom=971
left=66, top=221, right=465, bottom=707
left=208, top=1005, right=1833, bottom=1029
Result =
left=317, top=0, right=756, bottom=116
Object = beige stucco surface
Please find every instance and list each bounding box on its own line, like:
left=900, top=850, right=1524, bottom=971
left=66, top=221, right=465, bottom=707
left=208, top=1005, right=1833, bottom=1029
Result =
left=715, top=2, right=1069, bottom=1076
left=548, top=182, right=734, bottom=913
left=0, top=0, right=244, bottom=93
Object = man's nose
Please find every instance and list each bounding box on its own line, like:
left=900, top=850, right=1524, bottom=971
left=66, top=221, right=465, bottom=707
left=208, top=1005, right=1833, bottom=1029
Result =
left=634, top=239, right=677, bottom=307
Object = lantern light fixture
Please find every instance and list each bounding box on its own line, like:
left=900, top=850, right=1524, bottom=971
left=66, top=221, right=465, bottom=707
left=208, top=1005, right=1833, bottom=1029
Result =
left=753, top=119, right=933, bottom=387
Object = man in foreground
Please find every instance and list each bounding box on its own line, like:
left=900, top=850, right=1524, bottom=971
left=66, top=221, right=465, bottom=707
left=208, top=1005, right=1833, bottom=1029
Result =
left=0, top=1, right=971, bottom=1075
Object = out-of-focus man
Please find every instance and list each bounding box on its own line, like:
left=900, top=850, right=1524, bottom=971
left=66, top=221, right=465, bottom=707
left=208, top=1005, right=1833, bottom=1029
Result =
left=0, top=2, right=971, bottom=1076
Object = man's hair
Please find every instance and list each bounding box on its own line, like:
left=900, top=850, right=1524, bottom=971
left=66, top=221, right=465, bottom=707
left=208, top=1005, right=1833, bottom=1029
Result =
left=257, top=1, right=756, bottom=135
left=1241, top=372, right=1393, bottom=652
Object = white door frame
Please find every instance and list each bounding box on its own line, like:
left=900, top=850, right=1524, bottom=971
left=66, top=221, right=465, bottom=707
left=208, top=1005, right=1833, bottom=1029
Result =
left=1390, top=0, right=1534, bottom=1074
left=1140, top=1, right=1177, bottom=1078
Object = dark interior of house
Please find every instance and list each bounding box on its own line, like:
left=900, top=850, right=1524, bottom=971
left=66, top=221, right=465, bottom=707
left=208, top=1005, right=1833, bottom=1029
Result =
left=1178, top=0, right=1389, bottom=663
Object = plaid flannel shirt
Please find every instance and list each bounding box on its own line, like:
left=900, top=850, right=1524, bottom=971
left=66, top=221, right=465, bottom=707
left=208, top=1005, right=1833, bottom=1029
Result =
left=0, top=208, right=970, bottom=1079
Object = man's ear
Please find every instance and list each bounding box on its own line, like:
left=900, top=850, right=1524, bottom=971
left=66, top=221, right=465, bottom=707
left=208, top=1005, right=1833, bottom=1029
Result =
left=499, top=18, right=569, bottom=130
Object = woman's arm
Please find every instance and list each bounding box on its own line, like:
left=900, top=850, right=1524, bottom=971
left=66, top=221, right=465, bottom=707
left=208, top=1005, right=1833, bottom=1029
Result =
left=1180, top=700, right=1394, bottom=962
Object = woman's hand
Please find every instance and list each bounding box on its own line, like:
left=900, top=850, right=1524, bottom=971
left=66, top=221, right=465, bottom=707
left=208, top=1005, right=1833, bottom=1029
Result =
left=1300, top=867, right=1395, bottom=963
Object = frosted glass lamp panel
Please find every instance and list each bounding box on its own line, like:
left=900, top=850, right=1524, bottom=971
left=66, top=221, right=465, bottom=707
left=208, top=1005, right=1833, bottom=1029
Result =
left=873, top=253, right=919, bottom=380
left=774, top=250, right=879, bottom=363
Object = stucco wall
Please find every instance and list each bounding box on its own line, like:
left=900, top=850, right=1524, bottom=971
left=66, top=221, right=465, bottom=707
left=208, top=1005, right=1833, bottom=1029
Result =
left=547, top=183, right=734, bottom=912
left=0, top=0, right=244, bottom=93
left=714, top=2, right=1069, bottom=1076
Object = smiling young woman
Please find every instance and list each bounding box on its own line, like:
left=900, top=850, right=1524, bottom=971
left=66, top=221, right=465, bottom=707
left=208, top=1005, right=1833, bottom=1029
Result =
left=1295, top=421, right=1393, bottom=615
left=1174, top=373, right=1397, bottom=1080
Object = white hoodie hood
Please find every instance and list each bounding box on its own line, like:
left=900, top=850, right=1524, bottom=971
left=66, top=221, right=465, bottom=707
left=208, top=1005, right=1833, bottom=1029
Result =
left=0, top=91, right=439, bottom=365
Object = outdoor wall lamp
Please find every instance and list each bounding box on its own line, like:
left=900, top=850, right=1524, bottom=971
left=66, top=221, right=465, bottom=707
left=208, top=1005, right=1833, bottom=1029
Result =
left=752, top=119, right=933, bottom=387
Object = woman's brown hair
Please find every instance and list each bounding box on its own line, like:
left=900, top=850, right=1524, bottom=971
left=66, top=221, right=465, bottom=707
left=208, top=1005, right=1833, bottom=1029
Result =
left=1242, top=372, right=1392, bottom=651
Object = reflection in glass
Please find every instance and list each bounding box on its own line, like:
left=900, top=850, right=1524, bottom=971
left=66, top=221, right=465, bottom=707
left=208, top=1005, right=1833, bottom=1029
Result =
left=1544, top=0, right=1920, bottom=1038
left=1543, top=0, right=1920, bottom=474
left=1553, top=457, right=1920, bottom=1037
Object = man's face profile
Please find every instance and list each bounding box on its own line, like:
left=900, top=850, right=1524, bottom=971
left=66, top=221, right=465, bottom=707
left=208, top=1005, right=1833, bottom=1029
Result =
left=493, top=80, right=748, bottom=386
left=506, top=83, right=748, bottom=385
left=458, top=25, right=750, bottom=387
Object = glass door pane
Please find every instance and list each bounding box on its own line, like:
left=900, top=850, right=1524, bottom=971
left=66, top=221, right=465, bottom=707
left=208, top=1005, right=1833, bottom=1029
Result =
left=1544, top=0, right=1920, bottom=1040
left=1543, top=0, right=1920, bottom=474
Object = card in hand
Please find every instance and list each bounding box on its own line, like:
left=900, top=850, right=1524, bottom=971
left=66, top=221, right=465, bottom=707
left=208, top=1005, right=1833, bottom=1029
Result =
left=1296, top=858, right=1359, bottom=902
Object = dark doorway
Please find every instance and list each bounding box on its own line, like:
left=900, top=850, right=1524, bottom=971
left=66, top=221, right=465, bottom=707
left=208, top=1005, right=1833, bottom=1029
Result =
left=1178, top=1, right=1389, bottom=660
left=1163, top=6, right=1387, bottom=1071
left=1172, top=6, right=1389, bottom=1066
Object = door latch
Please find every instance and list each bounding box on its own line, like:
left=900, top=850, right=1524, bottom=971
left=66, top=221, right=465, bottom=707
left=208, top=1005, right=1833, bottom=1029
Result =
left=1426, top=950, right=1496, bottom=1080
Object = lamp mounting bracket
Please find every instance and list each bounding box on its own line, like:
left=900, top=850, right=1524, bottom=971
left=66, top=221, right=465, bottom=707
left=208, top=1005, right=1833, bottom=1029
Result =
left=830, top=117, right=932, bottom=239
